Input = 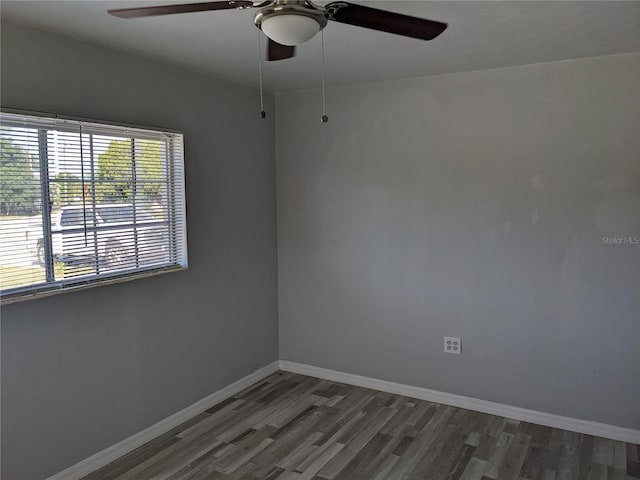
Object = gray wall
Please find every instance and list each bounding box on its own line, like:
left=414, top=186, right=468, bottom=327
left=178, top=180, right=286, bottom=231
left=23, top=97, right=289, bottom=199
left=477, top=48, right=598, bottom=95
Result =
left=276, top=52, right=640, bottom=429
left=1, top=22, right=278, bottom=480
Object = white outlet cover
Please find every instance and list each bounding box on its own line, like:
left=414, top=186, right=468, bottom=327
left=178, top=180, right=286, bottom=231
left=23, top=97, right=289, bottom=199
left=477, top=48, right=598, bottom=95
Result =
left=444, top=336, right=462, bottom=355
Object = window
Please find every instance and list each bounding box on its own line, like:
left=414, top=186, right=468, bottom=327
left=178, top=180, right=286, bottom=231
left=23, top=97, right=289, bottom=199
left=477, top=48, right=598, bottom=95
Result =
left=0, top=111, right=187, bottom=304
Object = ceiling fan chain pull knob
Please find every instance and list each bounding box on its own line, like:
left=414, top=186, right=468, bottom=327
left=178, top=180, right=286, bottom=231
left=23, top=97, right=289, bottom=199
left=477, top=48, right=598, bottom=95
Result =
left=321, top=115, right=328, bottom=123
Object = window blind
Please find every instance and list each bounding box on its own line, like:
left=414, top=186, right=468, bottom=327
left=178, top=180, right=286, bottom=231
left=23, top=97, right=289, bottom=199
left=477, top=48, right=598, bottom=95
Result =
left=0, top=111, right=187, bottom=303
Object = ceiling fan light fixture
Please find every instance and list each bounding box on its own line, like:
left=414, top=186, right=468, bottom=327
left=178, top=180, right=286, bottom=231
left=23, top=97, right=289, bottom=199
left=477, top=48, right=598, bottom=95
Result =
left=260, top=13, right=321, bottom=46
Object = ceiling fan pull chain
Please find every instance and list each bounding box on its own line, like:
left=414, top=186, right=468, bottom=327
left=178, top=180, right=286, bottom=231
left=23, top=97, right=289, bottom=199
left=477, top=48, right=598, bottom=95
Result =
left=257, top=30, right=266, bottom=119
left=321, top=28, right=328, bottom=123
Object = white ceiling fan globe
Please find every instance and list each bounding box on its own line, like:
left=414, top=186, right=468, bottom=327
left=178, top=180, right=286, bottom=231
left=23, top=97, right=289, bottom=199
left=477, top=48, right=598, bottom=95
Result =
left=260, top=13, right=322, bottom=46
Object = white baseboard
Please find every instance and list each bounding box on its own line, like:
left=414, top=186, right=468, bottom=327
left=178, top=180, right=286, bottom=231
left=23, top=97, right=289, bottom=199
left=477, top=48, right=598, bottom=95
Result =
left=279, top=360, right=640, bottom=444
left=46, top=361, right=279, bottom=480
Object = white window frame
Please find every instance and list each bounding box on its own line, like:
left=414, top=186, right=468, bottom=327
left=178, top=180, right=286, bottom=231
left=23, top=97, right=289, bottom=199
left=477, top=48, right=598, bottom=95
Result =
left=0, top=110, right=188, bottom=304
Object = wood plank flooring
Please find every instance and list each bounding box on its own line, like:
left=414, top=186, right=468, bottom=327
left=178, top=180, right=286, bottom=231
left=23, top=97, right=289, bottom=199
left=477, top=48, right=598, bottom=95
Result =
left=81, top=371, right=640, bottom=480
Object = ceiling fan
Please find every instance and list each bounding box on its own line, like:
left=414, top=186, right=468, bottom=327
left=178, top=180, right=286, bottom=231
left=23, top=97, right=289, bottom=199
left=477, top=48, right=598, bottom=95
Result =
left=108, top=0, right=448, bottom=62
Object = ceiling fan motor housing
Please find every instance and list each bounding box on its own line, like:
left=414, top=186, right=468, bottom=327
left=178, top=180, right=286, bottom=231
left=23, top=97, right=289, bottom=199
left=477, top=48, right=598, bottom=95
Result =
left=254, top=0, right=328, bottom=46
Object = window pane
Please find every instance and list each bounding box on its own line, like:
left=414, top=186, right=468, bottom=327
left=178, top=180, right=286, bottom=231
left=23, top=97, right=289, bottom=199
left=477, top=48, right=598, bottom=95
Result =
left=46, top=132, right=175, bottom=278
left=0, top=126, right=47, bottom=290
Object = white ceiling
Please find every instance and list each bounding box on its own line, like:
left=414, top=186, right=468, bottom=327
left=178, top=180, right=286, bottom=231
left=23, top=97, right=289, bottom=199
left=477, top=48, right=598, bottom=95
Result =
left=2, top=1, right=639, bottom=92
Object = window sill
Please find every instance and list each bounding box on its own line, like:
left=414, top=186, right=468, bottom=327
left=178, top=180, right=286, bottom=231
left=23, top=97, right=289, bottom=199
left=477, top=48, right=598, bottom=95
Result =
left=0, top=265, right=187, bottom=306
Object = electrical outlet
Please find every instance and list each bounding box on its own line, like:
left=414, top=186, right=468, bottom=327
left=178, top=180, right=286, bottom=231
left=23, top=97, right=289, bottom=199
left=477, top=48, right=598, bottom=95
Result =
left=444, top=337, right=461, bottom=355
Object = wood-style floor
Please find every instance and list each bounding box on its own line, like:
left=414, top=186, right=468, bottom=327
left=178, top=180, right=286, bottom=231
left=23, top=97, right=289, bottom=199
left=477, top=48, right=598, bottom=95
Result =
left=82, top=371, right=640, bottom=480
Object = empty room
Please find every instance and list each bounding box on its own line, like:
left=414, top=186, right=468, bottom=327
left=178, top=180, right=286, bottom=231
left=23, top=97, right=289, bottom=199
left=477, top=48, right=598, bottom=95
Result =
left=1, top=1, right=639, bottom=479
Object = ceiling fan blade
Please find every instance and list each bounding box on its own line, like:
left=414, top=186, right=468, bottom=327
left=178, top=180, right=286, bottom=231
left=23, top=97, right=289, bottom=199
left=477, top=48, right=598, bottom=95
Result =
left=267, top=39, right=296, bottom=61
left=325, top=2, right=447, bottom=41
left=108, top=1, right=254, bottom=18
